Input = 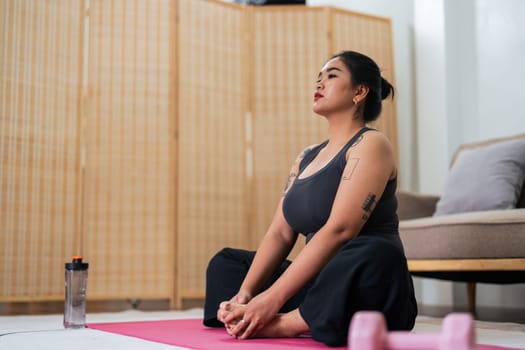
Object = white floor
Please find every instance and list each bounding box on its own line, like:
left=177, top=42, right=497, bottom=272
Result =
left=0, top=309, right=203, bottom=350
left=0, top=309, right=524, bottom=349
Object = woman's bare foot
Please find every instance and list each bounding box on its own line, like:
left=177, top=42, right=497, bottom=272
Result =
left=222, top=302, right=309, bottom=339
left=218, top=301, right=241, bottom=327
left=255, top=309, right=309, bottom=338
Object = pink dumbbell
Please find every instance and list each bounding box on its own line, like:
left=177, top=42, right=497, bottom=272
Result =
left=348, top=311, right=475, bottom=350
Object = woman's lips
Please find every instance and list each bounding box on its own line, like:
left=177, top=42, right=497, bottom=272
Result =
left=314, top=92, right=323, bottom=101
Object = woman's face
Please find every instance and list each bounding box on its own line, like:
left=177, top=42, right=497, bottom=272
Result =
left=312, top=57, right=356, bottom=116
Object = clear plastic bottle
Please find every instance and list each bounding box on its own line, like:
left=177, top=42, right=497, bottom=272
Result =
left=63, top=256, right=89, bottom=329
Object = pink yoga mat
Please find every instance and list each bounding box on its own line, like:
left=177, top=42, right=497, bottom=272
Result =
left=90, top=319, right=335, bottom=349
left=89, top=318, right=521, bottom=350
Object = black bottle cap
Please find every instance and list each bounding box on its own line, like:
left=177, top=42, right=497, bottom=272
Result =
left=65, top=256, right=89, bottom=270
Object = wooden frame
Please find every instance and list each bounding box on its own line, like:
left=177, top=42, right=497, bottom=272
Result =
left=408, top=258, right=525, bottom=272
left=408, top=259, right=525, bottom=314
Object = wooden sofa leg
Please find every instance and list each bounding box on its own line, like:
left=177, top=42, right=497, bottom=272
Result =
left=467, top=282, right=477, bottom=316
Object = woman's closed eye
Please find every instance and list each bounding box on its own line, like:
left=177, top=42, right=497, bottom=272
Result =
left=315, top=74, right=337, bottom=85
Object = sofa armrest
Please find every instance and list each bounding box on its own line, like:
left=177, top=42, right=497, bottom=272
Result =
left=397, top=191, right=440, bottom=220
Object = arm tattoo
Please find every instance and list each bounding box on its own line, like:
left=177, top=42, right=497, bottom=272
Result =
left=294, top=146, right=310, bottom=165
left=284, top=146, right=311, bottom=195
left=283, top=172, right=297, bottom=194
left=350, top=135, right=363, bottom=148
left=361, top=192, right=377, bottom=221
left=300, top=147, right=311, bottom=158
left=342, top=157, right=359, bottom=181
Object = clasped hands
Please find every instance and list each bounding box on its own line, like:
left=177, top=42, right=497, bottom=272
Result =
left=217, top=289, right=280, bottom=340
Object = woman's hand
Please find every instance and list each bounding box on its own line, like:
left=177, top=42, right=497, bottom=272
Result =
left=217, top=289, right=252, bottom=324
left=230, top=289, right=252, bottom=304
left=223, top=290, right=281, bottom=339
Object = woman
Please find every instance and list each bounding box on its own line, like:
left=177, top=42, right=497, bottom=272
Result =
left=203, top=51, right=417, bottom=347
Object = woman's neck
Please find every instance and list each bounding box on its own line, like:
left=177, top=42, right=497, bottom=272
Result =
left=325, top=113, right=365, bottom=147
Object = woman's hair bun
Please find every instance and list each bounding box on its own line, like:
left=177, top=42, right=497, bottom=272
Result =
left=330, top=51, right=395, bottom=122
left=380, top=77, right=394, bottom=100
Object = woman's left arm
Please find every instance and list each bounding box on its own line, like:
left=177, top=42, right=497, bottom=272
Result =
left=226, top=132, right=397, bottom=339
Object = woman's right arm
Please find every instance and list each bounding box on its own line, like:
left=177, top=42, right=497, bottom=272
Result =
left=234, top=198, right=297, bottom=302
left=231, top=146, right=313, bottom=303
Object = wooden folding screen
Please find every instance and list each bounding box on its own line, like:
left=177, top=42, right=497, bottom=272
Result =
left=83, top=0, right=176, bottom=301
left=249, top=7, right=329, bottom=259
left=1, top=0, right=396, bottom=306
left=0, top=1, right=85, bottom=301
left=177, top=0, right=248, bottom=299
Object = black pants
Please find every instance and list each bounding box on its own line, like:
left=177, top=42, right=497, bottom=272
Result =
left=203, top=234, right=417, bottom=347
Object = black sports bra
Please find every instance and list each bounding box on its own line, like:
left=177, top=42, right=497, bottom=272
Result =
left=282, top=127, right=398, bottom=242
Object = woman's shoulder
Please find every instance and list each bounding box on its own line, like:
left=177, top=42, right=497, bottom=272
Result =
left=364, top=129, right=394, bottom=148
left=298, top=142, right=322, bottom=159
left=290, top=142, right=322, bottom=170
left=348, top=129, right=394, bottom=158
left=347, top=129, right=397, bottom=179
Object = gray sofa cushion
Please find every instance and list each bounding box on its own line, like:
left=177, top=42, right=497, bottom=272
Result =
left=434, top=139, right=525, bottom=216
left=397, top=191, right=440, bottom=220
left=400, top=208, right=525, bottom=259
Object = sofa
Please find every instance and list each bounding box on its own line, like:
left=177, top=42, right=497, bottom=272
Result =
left=397, top=133, right=525, bottom=315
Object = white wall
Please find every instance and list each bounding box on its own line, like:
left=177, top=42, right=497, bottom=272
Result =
left=476, top=0, right=525, bottom=140
left=417, top=0, right=525, bottom=184
left=414, top=0, right=449, bottom=195
left=473, top=0, right=525, bottom=308
left=415, top=0, right=525, bottom=309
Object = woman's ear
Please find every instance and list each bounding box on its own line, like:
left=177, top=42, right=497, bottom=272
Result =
left=353, top=84, right=369, bottom=105
left=356, top=84, right=369, bottom=99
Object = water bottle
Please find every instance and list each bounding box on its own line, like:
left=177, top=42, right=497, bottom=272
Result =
left=64, top=256, right=89, bottom=329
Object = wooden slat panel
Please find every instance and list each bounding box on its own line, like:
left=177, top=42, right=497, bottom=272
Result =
left=84, top=0, right=175, bottom=299
left=0, top=0, right=84, bottom=300
left=408, top=259, right=525, bottom=272
left=177, top=0, right=247, bottom=297
left=251, top=6, right=329, bottom=253
left=331, top=9, right=399, bottom=161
